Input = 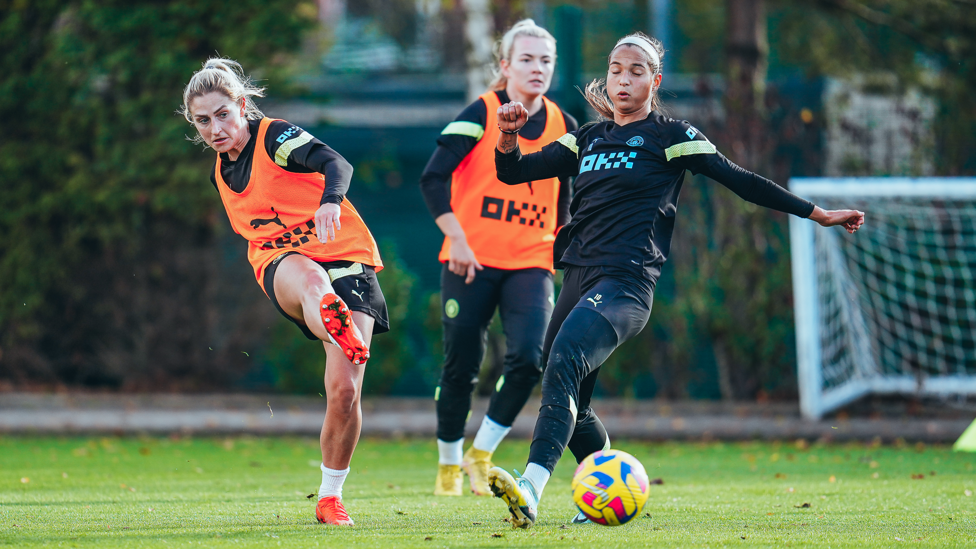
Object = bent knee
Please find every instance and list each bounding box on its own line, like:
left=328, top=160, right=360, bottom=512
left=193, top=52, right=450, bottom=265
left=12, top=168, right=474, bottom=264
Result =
left=327, top=382, right=361, bottom=414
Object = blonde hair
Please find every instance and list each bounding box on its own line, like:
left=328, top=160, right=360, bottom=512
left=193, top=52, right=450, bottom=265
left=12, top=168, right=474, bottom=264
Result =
left=584, top=32, right=665, bottom=120
left=180, top=57, right=266, bottom=143
left=489, top=19, right=557, bottom=91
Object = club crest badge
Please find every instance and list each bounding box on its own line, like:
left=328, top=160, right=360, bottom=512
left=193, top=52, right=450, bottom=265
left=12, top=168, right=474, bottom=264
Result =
left=627, top=136, right=644, bottom=147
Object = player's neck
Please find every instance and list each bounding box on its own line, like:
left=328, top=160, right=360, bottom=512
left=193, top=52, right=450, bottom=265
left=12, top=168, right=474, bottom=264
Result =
left=506, top=86, right=544, bottom=118
left=613, top=108, right=651, bottom=127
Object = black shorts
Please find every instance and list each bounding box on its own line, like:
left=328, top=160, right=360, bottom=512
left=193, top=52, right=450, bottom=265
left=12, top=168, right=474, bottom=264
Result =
left=263, top=252, right=390, bottom=341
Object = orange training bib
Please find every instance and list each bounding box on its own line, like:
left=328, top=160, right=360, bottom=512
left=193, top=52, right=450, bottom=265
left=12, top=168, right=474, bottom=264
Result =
left=215, top=118, right=382, bottom=292
left=438, top=92, right=567, bottom=271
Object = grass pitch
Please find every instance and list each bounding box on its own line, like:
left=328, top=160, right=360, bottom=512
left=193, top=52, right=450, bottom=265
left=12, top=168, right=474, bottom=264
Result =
left=2, top=435, right=974, bottom=548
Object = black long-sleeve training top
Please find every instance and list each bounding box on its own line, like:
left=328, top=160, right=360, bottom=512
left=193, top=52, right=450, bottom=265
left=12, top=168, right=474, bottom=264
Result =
left=210, top=118, right=351, bottom=204
left=419, top=90, right=578, bottom=226
left=495, top=111, right=815, bottom=284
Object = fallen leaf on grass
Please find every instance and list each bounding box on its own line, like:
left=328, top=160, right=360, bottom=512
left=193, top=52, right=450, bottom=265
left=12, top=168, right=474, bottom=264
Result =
left=872, top=472, right=880, bottom=479
left=644, top=513, right=651, bottom=518
left=828, top=475, right=836, bottom=483
left=20, top=478, right=29, bottom=483
left=472, top=522, right=481, bottom=525
left=559, top=525, right=569, bottom=530
left=930, top=471, right=937, bottom=476
left=775, top=473, right=787, bottom=479
left=911, top=473, right=925, bottom=480
left=424, top=536, right=432, bottom=541
left=741, top=536, right=747, bottom=539
left=650, top=478, right=664, bottom=485
left=964, top=490, right=972, bottom=497
left=490, top=533, right=504, bottom=538
left=306, top=493, right=316, bottom=499
left=795, top=503, right=811, bottom=508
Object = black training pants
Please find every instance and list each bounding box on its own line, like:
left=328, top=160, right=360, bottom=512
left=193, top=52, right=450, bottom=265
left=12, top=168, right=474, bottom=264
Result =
left=527, top=264, right=653, bottom=472
left=435, top=264, right=554, bottom=442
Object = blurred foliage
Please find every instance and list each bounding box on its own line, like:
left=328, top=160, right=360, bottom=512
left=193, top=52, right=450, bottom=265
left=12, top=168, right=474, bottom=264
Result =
left=0, top=0, right=315, bottom=388
left=2, top=0, right=974, bottom=399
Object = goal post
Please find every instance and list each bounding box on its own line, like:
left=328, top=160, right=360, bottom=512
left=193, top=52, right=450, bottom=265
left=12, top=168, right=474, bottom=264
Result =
left=788, top=177, right=976, bottom=420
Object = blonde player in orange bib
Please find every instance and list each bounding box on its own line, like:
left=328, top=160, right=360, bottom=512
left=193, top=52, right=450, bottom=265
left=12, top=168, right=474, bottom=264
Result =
left=181, top=58, right=388, bottom=526
left=419, top=20, right=577, bottom=497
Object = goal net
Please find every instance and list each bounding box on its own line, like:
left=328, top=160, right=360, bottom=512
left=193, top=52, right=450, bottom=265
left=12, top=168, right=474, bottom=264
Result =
left=788, top=178, right=976, bottom=420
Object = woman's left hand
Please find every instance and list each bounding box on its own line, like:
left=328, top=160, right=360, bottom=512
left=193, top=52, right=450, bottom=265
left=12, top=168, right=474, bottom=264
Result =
left=315, top=203, right=342, bottom=242
left=810, top=206, right=864, bottom=234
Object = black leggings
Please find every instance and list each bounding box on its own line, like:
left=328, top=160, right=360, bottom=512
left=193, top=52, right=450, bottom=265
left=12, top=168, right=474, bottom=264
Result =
left=436, top=264, right=554, bottom=442
left=528, top=265, right=653, bottom=472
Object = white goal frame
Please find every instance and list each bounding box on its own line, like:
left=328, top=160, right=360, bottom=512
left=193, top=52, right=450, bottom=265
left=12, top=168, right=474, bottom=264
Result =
left=788, top=177, right=976, bottom=420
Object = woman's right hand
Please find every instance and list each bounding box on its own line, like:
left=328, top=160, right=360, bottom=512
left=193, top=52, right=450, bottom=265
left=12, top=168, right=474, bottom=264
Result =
left=497, top=101, right=529, bottom=133
left=449, top=237, right=483, bottom=284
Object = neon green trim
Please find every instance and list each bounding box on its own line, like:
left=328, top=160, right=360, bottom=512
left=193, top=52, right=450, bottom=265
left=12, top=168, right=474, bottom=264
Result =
left=954, top=418, right=976, bottom=452
left=665, top=140, right=717, bottom=161
left=495, top=375, right=505, bottom=392
left=274, top=131, right=314, bottom=166
left=602, top=435, right=611, bottom=451
left=556, top=133, right=578, bottom=154
left=434, top=386, right=441, bottom=401
left=466, top=410, right=472, bottom=422
left=327, top=262, right=364, bottom=282
left=441, top=121, right=485, bottom=140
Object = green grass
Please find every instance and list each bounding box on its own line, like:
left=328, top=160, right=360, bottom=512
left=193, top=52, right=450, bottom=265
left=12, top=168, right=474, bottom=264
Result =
left=1, top=436, right=974, bottom=548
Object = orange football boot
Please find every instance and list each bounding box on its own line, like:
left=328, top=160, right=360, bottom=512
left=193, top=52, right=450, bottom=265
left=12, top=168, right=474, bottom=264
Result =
left=316, top=496, right=354, bottom=526
left=319, top=293, right=370, bottom=365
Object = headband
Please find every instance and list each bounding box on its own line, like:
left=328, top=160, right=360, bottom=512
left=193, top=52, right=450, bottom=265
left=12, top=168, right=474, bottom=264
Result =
left=615, top=37, right=660, bottom=69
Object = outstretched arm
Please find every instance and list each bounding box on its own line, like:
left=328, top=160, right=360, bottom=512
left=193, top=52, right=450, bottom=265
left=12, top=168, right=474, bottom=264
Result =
left=665, top=120, right=864, bottom=234
left=696, top=154, right=863, bottom=233
left=495, top=101, right=579, bottom=185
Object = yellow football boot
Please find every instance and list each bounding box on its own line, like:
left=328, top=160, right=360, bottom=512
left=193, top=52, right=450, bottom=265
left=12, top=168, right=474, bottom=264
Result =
left=433, top=464, right=463, bottom=496
left=461, top=447, right=494, bottom=496
left=488, top=467, right=538, bottom=528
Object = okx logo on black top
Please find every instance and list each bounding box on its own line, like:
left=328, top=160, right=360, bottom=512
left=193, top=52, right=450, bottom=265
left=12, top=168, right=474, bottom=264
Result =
left=480, top=195, right=549, bottom=229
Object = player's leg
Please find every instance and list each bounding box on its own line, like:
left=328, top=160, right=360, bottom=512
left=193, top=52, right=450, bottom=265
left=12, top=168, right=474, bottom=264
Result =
left=464, top=268, right=554, bottom=495
left=270, top=255, right=385, bottom=525
left=435, top=264, right=500, bottom=495
left=568, top=370, right=610, bottom=463
left=489, top=269, right=651, bottom=527
left=272, top=253, right=369, bottom=363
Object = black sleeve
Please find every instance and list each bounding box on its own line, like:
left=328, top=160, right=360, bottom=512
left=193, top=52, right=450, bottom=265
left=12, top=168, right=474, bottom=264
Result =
left=210, top=163, right=218, bottom=192
left=665, top=120, right=815, bottom=218
left=418, top=99, right=489, bottom=218
left=496, top=133, right=580, bottom=185
left=265, top=121, right=352, bottom=205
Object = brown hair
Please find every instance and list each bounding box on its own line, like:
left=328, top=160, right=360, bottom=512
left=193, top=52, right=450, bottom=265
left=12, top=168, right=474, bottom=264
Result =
left=489, top=19, right=557, bottom=91
left=584, top=32, right=665, bottom=120
left=179, top=57, right=266, bottom=143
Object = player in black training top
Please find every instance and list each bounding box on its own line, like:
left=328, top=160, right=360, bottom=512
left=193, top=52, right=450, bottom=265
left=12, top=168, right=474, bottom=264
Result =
left=419, top=19, right=578, bottom=498
left=484, top=32, right=865, bottom=528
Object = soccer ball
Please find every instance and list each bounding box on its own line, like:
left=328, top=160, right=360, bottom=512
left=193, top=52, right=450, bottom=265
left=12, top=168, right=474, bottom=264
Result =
left=571, top=449, right=650, bottom=526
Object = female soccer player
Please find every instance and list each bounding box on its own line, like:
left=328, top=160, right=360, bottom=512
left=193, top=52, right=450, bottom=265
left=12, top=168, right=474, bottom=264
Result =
left=487, top=33, right=865, bottom=527
left=419, top=19, right=578, bottom=497
left=181, top=58, right=388, bottom=526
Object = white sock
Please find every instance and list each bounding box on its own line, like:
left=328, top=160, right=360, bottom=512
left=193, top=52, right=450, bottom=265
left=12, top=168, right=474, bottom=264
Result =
left=472, top=416, right=512, bottom=454
left=522, top=462, right=551, bottom=501
left=437, top=438, right=463, bottom=465
left=319, top=463, right=350, bottom=499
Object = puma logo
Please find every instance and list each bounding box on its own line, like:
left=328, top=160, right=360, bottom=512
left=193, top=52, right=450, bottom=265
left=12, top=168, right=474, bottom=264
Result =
left=351, top=290, right=364, bottom=301
left=587, top=294, right=603, bottom=307
left=250, top=207, right=286, bottom=230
